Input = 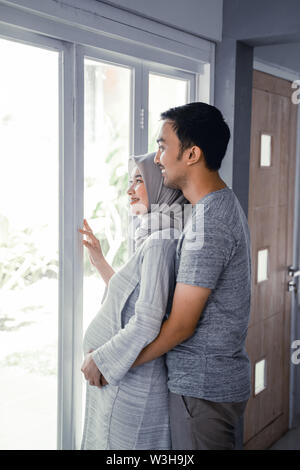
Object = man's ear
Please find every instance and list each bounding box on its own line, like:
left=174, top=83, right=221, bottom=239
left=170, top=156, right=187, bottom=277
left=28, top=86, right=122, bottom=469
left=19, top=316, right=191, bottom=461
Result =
left=186, top=146, right=202, bottom=166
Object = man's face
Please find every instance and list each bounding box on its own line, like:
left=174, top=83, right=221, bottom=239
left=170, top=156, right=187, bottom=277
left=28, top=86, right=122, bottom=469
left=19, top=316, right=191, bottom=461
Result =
left=154, top=120, right=187, bottom=189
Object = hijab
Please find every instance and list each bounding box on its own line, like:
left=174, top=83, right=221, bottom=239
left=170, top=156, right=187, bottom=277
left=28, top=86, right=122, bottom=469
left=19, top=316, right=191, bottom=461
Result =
left=100, top=152, right=190, bottom=304
left=128, top=152, right=190, bottom=251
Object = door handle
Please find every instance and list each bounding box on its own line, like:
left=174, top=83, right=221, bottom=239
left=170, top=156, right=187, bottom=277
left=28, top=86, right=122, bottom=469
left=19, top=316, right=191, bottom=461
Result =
left=288, top=266, right=299, bottom=293
left=288, top=266, right=300, bottom=278
left=288, top=280, right=298, bottom=293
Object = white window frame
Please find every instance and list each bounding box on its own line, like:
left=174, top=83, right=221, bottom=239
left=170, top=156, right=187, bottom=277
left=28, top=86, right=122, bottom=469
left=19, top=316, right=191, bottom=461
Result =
left=141, top=62, right=196, bottom=153
left=0, top=1, right=214, bottom=450
left=0, top=24, right=79, bottom=451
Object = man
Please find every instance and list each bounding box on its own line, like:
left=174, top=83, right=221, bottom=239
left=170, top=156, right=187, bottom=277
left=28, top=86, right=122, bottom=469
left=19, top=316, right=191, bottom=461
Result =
left=132, top=102, right=252, bottom=450
left=82, top=102, right=252, bottom=450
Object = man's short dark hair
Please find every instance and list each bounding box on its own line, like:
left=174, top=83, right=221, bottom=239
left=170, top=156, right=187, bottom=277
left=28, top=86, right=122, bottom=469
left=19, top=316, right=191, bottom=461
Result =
left=160, top=102, right=230, bottom=171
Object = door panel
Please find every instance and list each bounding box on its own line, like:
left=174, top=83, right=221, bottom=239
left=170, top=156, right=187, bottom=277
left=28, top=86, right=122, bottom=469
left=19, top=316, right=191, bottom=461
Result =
left=244, top=70, right=298, bottom=449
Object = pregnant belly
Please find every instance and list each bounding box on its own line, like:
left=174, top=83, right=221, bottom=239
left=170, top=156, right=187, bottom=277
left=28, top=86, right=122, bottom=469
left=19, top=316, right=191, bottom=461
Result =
left=83, top=307, right=114, bottom=355
left=82, top=276, right=138, bottom=355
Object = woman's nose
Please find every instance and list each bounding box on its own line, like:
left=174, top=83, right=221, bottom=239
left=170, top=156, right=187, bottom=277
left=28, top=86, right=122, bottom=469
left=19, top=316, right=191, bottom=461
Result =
left=127, top=184, right=135, bottom=195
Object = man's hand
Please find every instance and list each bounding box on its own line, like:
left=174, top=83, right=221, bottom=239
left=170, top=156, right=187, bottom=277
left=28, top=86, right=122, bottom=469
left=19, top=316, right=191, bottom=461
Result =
left=81, top=351, right=108, bottom=388
left=132, top=283, right=211, bottom=368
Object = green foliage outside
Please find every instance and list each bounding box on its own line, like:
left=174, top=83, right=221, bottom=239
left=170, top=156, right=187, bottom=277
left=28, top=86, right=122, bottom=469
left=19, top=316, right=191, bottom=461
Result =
left=0, top=224, right=58, bottom=292
left=83, top=123, right=130, bottom=275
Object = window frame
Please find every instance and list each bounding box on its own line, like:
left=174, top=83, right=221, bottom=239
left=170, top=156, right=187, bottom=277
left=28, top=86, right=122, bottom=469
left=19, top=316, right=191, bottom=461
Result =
left=0, top=5, right=213, bottom=449
left=0, top=25, right=78, bottom=451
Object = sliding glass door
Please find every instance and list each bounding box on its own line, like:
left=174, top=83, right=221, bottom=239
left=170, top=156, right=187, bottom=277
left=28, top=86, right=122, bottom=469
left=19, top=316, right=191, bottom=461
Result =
left=83, top=57, right=133, bottom=338
left=80, top=49, right=195, bottom=445
left=80, top=49, right=195, bottom=351
left=148, top=69, right=194, bottom=152
left=0, top=33, right=199, bottom=449
left=0, top=38, right=59, bottom=450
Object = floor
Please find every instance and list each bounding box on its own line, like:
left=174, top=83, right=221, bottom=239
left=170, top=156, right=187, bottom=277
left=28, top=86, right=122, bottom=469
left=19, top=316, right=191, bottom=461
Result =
left=268, top=426, right=300, bottom=450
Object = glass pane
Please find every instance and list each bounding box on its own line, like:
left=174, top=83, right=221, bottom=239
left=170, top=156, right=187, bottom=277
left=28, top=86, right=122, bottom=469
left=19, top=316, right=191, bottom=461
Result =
left=83, top=58, right=131, bottom=331
left=148, top=73, right=188, bottom=152
left=257, top=248, right=268, bottom=283
left=260, top=134, right=272, bottom=167
left=0, top=39, right=59, bottom=449
left=82, top=58, right=132, bottom=436
left=255, top=359, right=267, bottom=395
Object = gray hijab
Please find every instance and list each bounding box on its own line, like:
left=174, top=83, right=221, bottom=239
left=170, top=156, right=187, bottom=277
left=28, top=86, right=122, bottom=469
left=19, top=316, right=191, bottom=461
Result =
left=129, top=152, right=189, bottom=250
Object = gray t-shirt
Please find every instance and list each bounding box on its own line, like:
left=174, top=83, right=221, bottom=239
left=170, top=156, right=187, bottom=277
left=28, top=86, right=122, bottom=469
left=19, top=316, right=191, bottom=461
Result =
left=166, top=187, right=252, bottom=402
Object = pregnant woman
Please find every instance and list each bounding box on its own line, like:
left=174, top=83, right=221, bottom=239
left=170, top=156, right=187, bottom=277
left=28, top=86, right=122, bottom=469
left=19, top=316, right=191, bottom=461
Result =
left=79, top=152, right=188, bottom=450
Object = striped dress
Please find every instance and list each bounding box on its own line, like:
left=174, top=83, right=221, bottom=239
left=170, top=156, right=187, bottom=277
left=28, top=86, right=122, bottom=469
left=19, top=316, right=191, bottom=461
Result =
left=81, top=231, right=178, bottom=450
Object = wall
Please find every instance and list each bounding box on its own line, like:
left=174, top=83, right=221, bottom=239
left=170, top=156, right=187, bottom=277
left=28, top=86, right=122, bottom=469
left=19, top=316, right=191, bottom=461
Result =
left=96, top=0, right=223, bottom=42
left=254, top=43, right=300, bottom=75
left=216, top=1, right=300, bottom=208
left=218, top=0, right=300, bottom=432
left=222, top=0, right=300, bottom=46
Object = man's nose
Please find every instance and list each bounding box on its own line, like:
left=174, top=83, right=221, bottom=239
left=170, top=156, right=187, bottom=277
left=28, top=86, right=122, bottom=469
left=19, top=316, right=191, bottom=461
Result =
left=154, top=150, right=161, bottom=165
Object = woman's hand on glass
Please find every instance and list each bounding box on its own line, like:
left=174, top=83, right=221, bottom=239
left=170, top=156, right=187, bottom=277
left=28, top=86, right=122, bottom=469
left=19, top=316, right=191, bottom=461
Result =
left=78, top=218, right=104, bottom=268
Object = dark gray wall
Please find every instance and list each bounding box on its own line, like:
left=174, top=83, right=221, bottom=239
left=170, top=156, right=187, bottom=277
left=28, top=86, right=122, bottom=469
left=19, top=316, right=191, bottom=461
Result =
left=216, top=0, right=300, bottom=215
left=255, top=43, right=300, bottom=74
left=223, top=0, right=300, bottom=46
left=216, top=0, right=300, bottom=437
left=215, top=38, right=253, bottom=216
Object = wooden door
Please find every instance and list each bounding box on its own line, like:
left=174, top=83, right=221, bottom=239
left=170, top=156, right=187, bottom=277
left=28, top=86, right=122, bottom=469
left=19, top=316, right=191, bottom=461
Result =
left=243, top=70, right=298, bottom=449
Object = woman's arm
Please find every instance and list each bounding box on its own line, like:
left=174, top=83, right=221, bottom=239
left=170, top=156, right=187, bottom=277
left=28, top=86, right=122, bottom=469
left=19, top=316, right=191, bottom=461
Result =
left=93, top=256, right=115, bottom=286
left=79, top=218, right=115, bottom=286
left=91, top=239, right=176, bottom=386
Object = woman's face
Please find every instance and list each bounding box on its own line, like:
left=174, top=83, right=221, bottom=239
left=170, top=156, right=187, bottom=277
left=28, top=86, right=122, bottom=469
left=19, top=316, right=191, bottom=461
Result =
left=127, top=166, right=149, bottom=216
